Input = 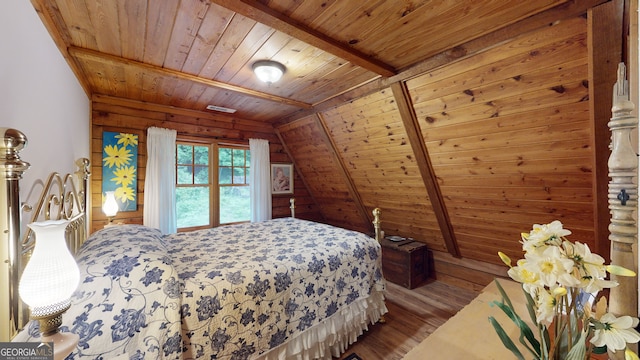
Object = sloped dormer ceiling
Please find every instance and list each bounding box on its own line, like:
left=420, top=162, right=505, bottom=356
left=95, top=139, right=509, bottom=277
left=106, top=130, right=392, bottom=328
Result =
left=32, top=0, right=621, bottom=285
left=31, top=0, right=596, bottom=122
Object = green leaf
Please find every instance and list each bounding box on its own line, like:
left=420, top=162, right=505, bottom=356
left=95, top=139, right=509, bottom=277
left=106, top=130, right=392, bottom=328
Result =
left=490, top=300, right=541, bottom=355
left=494, top=279, right=515, bottom=309
left=489, top=316, right=526, bottom=360
left=564, top=329, right=587, bottom=360
left=522, top=287, right=538, bottom=328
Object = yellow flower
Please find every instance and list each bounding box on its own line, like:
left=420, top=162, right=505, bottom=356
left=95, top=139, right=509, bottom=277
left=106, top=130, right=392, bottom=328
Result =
left=507, top=260, right=540, bottom=295
left=494, top=220, right=640, bottom=360
left=626, top=348, right=640, bottom=360
left=591, top=313, right=640, bottom=350
left=606, top=264, right=637, bottom=277
left=524, top=245, right=579, bottom=289
left=115, top=133, right=138, bottom=148
left=103, top=145, right=132, bottom=168
left=115, top=186, right=135, bottom=202
left=552, top=286, right=567, bottom=297
left=535, top=288, right=556, bottom=326
left=524, top=220, right=571, bottom=244
left=498, top=252, right=511, bottom=267
left=111, top=166, right=136, bottom=188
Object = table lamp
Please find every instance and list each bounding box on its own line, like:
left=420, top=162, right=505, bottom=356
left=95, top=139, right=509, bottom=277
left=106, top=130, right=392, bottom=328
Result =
left=102, top=191, right=119, bottom=225
left=19, top=219, right=80, bottom=360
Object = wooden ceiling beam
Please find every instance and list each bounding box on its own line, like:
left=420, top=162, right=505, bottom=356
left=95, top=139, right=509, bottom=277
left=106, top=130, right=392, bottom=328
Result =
left=390, top=81, right=460, bottom=258
left=210, top=0, right=396, bottom=78
left=314, top=112, right=372, bottom=229
left=68, top=46, right=313, bottom=109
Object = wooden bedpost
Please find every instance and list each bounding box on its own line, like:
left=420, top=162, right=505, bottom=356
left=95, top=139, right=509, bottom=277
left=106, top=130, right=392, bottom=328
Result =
left=290, top=198, right=295, bottom=218
left=372, top=208, right=382, bottom=242
left=607, top=62, right=638, bottom=358
left=0, top=128, right=29, bottom=342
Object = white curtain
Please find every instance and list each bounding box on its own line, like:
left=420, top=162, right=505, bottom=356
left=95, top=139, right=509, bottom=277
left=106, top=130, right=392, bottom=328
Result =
left=143, top=127, right=177, bottom=234
left=249, top=138, right=272, bottom=222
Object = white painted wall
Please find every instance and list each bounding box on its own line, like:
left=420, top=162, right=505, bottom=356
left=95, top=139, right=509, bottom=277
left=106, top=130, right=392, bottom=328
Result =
left=0, top=1, right=90, bottom=198
left=635, top=3, right=640, bottom=316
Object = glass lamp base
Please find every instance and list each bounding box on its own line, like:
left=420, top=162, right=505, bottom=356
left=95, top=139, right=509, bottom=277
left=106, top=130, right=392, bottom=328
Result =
left=42, top=331, right=79, bottom=360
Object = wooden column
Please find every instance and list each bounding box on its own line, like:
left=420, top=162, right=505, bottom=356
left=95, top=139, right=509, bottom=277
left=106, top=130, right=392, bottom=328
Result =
left=607, top=63, right=638, bottom=359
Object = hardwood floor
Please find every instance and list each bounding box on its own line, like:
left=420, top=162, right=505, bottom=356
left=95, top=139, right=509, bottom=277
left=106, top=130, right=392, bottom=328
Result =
left=337, top=280, right=479, bottom=360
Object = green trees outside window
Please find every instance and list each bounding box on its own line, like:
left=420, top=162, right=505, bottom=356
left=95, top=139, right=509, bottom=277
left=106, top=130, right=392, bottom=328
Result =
left=176, top=142, right=250, bottom=230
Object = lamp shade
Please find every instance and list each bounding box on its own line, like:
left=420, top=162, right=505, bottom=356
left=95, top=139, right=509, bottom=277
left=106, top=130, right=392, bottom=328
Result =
left=102, top=191, right=119, bottom=217
left=252, top=60, right=285, bottom=83
left=19, top=220, right=80, bottom=317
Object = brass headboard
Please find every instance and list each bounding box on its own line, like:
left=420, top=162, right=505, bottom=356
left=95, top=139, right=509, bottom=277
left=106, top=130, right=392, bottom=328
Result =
left=0, top=128, right=90, bottom=342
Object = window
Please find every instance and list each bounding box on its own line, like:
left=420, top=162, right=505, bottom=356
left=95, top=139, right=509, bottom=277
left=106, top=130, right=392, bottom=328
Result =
left=176, top=141, right=250, bottom=231
left=218, top=147, right=250, bottom=224
left=176, top=143, right=212, bottom=229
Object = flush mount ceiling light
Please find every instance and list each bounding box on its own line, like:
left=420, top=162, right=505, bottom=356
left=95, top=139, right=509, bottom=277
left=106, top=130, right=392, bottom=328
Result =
left=252, top=60, right=286, bottom=84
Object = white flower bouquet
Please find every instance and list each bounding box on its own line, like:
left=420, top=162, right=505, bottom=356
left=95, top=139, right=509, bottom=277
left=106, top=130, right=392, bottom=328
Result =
left=490, top=220, right=640, bottom=360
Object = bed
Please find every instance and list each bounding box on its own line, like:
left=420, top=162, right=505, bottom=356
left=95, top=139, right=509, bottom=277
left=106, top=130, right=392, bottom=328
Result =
left=2, top=128, right=387, bottom=359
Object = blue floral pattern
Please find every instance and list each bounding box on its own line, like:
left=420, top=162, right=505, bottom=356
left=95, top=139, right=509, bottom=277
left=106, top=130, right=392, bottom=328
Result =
left=14, top=225, right=183, bottom=359
left=164, top=218, right=385, bottom=359
left=14, top=219, right=385, bottom=360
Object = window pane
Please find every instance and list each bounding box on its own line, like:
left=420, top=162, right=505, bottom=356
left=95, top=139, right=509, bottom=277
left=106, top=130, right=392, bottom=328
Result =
left=219, top=167, right=232, bottom=184
left=194, top=146, right=209, bottom=165
left=177, top=165, right=193, bottom=184
left=233, top=167, right=245, bottom=184
left=246, top=151, right=251, bottom=167
left=176, top=187, right=210, bottom=228
left=220, top=186, right=250, bottom=224
left=194, top=165, right=209, bottom=184
left=177, top=145, right=193, bottom=165
left=232, top=149, right=245, bottom=166
left=219, top=148, right=232, bottom=166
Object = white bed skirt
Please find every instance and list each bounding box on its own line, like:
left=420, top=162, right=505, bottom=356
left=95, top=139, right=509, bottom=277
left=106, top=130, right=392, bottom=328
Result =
left=257, top=285, right=388, bottom=360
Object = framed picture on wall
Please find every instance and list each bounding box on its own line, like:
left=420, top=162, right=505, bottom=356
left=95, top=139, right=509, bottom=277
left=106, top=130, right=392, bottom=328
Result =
left=271, top=163, right=293, bottom=195
left=102, top=131, right=139, bottom=211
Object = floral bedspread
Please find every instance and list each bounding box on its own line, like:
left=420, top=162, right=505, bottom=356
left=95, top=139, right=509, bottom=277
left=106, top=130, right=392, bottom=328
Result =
left=14, top=225, right=183, bottom=359
left=14, top=219, right=385, bottom=360
left=163, top=217, right=385, bottom=359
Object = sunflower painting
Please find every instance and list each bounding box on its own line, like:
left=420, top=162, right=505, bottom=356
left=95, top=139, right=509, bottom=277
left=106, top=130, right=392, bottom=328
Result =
left=102, top=131, right=138, bottom=211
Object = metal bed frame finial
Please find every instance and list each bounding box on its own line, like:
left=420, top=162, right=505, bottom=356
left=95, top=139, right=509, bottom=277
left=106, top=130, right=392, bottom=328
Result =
left=372, top=208, right=382, bottom=242
left=0, top=128, right=90, bottom=342
left=0, top=128, right=30, bottom=342
left=289, top=197, right=296, bottom=218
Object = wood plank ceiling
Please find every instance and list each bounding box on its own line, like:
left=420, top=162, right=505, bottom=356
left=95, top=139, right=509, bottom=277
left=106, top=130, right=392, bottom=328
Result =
left=32, top=0, right=576, bottom=122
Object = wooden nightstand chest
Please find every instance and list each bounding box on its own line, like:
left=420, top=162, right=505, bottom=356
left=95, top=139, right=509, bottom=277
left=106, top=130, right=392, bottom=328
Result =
left=380, top=237, right=428, bottom=289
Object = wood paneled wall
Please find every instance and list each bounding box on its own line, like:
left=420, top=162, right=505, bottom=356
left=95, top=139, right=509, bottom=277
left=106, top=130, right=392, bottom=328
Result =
left=322, top=89, right=447, bottom=250
left=408, top=16, right=593, bottom=265
left=276, top=115, right=371, bottom=234
left=89, top=95, right=321, bottom=233
left=277, top=11, right=617, bottom=290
